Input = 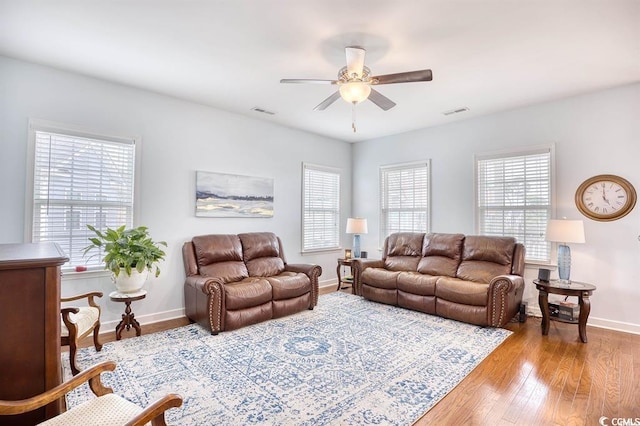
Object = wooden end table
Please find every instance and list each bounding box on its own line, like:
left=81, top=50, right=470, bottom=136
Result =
left=336, top=258, right=354, bottom=292
left=534, top=279, right=596, bottom=343
left=109, top=290, right=147, bottom=340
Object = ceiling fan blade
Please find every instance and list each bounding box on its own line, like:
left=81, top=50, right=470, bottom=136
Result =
left=371, top=69, right=433, bottom=85
left=368, top=88, right=396, bottom=111
left=313, top=91, right=341, bottom=111
left=280, top=79, right=337, bottom=84
left=345, top=46, right=366, bottom=79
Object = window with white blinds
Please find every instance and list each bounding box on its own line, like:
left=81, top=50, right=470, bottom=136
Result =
left=302, top=163, right=341, bottom=252
left=28, top=123, right=137, bottom=269
left=475, top=147, right=553, bottom=263
left=380, top=161, right=431, bottom=246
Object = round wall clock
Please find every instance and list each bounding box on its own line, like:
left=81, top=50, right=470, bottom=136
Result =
left=575, top=174, right=637, bottom=221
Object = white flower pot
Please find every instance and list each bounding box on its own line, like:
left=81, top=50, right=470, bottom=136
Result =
left=114, top=269, right=149, bottom=293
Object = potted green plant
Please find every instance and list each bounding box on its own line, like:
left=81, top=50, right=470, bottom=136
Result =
left=83, top=225, right=167, bottom=293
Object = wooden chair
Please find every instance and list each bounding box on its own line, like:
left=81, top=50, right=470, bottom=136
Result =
left=61, top=291, right=103, bottom=375
left=0, top=361, right=183, bottom=425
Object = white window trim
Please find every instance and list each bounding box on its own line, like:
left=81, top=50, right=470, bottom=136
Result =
left=379, top=159, right=431, bottom=248
left=25, top=118, right=142, bottom=270
left=473, top=143, right=556, bottom=264
left=301, top=162, right=341, bottom=254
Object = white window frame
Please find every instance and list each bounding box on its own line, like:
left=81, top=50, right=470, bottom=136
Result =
left=301, top=162, right=341, bottom=253
left=379, top=160, right=431, bottom=247
left=474, top=144, right=555, bottom=264
left=25, top=119, right=141, bottom=271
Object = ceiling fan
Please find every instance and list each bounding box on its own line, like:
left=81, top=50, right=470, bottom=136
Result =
left=280, top=46, right=433, bottom=132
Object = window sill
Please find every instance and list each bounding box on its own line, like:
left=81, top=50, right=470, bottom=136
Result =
left=524, top=261, right=556, bottom=270
left=300, top=248, right=343, bottom=256
left=62, top=269, right=111, bottom=280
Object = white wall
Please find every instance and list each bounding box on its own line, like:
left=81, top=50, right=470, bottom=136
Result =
left=0, top=56, right=352, bottom=327
left=2, top=55, right=638, bottom=334
left=352, top=83, right=640, bottom=333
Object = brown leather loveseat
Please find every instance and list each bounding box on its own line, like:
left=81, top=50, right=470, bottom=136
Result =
left=182, top=232, right=322, bottom=334
left=353, top=232, right=525, bottom=327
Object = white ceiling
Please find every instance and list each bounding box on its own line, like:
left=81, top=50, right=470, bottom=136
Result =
left=1, top=0, right=638, bottom=142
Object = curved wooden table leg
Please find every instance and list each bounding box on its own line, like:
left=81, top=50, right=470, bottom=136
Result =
left=110, top=291, right=146, bottom=340
left=578, top=292, right=591, bottom=343
left=130, top=313, right=142, bottom=336
left=115, top=300, right=142, bottom=340
left=336, top=262, right=342, bottom=291
left=538, top=289, right=550, bottom=336
left=115, top=313, right=125, bottom=340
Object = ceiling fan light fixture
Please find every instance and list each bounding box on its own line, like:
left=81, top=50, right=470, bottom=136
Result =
left=339, top=81, right=371, bottom=104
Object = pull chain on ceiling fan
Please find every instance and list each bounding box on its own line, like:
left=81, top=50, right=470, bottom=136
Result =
left=281, top=46, right=433, bottom=132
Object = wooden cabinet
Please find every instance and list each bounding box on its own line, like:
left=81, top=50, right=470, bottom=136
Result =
left=0, top=243, right=68, bottom=425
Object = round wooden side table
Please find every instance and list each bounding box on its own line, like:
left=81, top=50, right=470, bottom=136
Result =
left=336, top=258, right=354, bottom=291
left=534, top=279, right=596, bottom=343
left=109, top=290, right=147, bottom=340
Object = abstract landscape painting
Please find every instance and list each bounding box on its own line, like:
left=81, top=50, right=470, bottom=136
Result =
left=196, top=171, right=274, bottom=217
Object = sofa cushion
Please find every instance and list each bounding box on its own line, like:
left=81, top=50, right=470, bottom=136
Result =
left=362, top=285, right=397, bottom=306
left=397, top=271, right=437, bottom=296
left=361, top=268, right=401, bottom=289
left=456, top=236, right=515, bottom=283
left=266, top=272, right=310, bottom=300
left=436, top=299, right=488, bottom=326
left=435, top=277, right=489, bottom=306
left=225, top=302, right=272, bottom=331
left=244, top=257, right=286, bottom=277
left=386, top=233, right=425, bottom=257
left=273, top=294, right=311, bottom=319
left=224, top=277, right=272, bottom=310
left=193, top=234, right=243, bottom=264
left=192, top=234, right=248, bottom=282
left=383, top=233, right=424, bottom=271
left=239, top=232, right=280, bottom=260
left=398, top=292, right=436, bottom=314
left=239, top=232, right=285, bottom=277
left=417, top=233, right=464, bottom=277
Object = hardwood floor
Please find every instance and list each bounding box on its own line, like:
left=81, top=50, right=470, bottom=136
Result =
left=72, top=287, right=640, bottom=425
left=415, top=309, right=640, bottom=425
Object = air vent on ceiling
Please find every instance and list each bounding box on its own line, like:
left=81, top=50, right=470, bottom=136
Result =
left=251, top=107, right=276, bottom=115
left=442, top=107, right=469, bottom=116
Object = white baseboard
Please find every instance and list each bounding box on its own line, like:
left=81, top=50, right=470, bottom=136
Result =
left=319, top=278, right=337, bottom=288
left=93, top=288, right=639, bottom=338
left=527, top=304, right=640, bottom=335
left=98, top=307, right=186, bottom=337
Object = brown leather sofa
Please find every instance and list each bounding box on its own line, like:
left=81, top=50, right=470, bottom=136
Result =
left=182, top=232, right=322, bottom=334
left=353, top=232, right=525, bottom=327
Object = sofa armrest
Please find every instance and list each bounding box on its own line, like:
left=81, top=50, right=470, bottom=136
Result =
left=285, top=263, right=322, bottom=278
left=185, top=275, right=224, bottom=295
left=351, top=259, right=384, bottom=296
left=184, top=275, right=226, bottom=333
left=487, top=274, right=524, bottom=327
left=285, top=263, right=322, bottom=307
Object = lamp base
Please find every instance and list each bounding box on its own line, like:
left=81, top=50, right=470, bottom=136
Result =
left=353, top=234, right=361, bottom=258
left=557, top=243, right=571, bottom=282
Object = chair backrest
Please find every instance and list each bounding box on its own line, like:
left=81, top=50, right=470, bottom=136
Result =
left=191, top=234, right=249, bottom=282
left=456, top=235, right=518, bottom=283
left=184, top=232, right=287, bottom=281
left=380, top=232, right=525, bottom=282
left=417, top=233, right=465, bottom=277
left=238, top=232, right=285, bottom=277
left=382, top=232, right=425, bottom=271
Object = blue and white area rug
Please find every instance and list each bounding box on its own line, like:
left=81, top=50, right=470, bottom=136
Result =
left=64, top=292, right=512, bottom=425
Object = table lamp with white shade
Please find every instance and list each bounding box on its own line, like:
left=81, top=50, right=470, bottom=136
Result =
left=545, top=219, right=585, bottom=283
left=346, top=218, right=368, bottom=258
